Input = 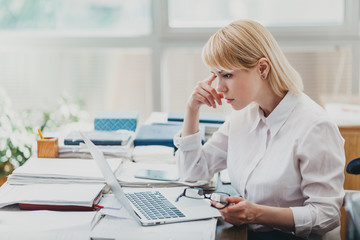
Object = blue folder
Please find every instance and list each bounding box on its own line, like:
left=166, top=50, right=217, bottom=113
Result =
left=134, top=124, right=205, bottom=149
left=64, top=131, right=132, bottom=146
left=168, top=112, right=225, bottom=124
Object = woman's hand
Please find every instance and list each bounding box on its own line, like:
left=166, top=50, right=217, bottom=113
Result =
left=187, top=74, right=224, bottom=111
left=212, top=196, right=295, bottom=231
left=211, top=196, right=259, bottom=226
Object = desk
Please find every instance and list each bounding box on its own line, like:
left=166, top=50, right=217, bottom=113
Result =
left=216, top=218, right=247, bottom=240
left=0, top=181, right=247, bottom=240
left=0, top=202, right=247, bottom=240
left=215, top=181, right=248, bottom=239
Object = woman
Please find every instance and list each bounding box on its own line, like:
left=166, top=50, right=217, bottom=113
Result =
left=173, top=20, right=345, bottom=240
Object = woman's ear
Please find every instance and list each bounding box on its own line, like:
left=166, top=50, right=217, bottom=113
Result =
left=259, top=58, right=270, bottom=79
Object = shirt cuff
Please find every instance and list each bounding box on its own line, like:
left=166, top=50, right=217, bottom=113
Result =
left=290, top=206, right=313, bottom=238
left=173, top=131, right=202, bottom=152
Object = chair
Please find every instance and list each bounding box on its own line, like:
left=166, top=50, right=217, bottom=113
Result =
left=339, top=126, right=360, bottom=240
left=344, top=157, right=360, bottom=240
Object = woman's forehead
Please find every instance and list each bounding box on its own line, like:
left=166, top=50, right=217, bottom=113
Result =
left=210, top=68, right=235, bottom=74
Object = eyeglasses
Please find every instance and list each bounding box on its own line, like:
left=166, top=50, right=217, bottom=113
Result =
left=175, top=187, right=230, bottom=209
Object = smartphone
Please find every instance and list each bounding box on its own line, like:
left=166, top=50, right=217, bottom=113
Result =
left=134, top=169, right=179, bottom=181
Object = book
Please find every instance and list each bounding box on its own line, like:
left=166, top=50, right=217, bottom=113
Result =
left=168, top=112, right=226, bottom=124
left=64, top=130, right=132, bottom=146
left=0, top=183, right=105, bottom=211
left=133, top=124, right=205, bottom=149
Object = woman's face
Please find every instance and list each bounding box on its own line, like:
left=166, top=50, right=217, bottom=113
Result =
left=211, top=67, right=262, bottom=111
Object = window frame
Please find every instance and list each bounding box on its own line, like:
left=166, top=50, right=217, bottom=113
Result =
left=0, top=0, right=358, bottom=112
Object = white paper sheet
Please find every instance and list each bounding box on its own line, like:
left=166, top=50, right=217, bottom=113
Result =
left=7, top=157, right=123, bottom=185
left=91, top=215, right=217, bottom=240
left=0, top=210, right=96, bottom=240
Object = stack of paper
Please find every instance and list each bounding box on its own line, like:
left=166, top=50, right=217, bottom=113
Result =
left=0, top=183, right=105, bottom=210
left=59, top=144, right=132, bottom=159
left=7, top=157, right=216, bottom=189
left=131, top=145, right=175, bottom=164
left=7, top=157, right=123, bottom=185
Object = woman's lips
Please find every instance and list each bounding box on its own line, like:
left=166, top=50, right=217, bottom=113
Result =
left=225, top=98, right=234, bottom=104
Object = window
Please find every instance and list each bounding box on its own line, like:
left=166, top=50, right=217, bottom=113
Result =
left=168, top=0, right=344, bottom=28
left=0, top=0, right=359, bottom=122
left=0, top=0, right=151, bottom=36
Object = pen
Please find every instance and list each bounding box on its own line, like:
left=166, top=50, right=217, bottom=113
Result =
left=38, top=129, right=44, bottom=139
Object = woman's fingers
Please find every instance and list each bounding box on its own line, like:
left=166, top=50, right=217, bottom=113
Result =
left=210, top=200, right=225, bottom=209
left=189, top=74, right=223, bottom=109
left=196, top=87, right=217, bottom=107
left=196, top=76, right=223, bottom=107
left=192, top=91, right=213, bottom=107
left=201, top=83, right=222, bottom=106
left=204, top=73, right=217, bottom=85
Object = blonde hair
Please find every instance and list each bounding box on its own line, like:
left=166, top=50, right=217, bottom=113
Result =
left=202, top=19, right=303, bottom=97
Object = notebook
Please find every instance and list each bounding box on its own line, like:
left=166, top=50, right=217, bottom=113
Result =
left=80, top=131, right=221, bottom=226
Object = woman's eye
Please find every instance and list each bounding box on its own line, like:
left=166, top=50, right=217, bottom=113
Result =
left=223, top=74, right=232, bottom=78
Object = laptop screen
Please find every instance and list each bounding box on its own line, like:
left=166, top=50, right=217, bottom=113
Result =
left=80, top=131, right=140, bottom=223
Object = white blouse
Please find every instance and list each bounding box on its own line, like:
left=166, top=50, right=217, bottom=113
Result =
left=174, top=92, right=345, bottom=240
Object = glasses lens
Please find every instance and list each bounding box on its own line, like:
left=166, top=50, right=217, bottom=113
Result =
left=210, top=192, right=229, bottom=204
left=184, top=188, right=204, bottom=199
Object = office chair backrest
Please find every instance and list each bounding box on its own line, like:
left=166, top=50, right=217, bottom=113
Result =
left=346, top=157, right=360, bottom=175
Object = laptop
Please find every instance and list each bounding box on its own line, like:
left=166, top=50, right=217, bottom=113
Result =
left=80, top=132, right=221, bottom=226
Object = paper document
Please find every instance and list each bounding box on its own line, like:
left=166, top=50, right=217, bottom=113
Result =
left=7, top=157, right=123, bottom=185
left=219, top=169, right=231, bottom=184
left=92, top=215, right=217, bottom=240
left=59, top=144, right=132, bottom=159
left=0, top=210, right=96, bottom=240
left=91, top=193, right=218, bottom=240
left=0, top=183, right=104, bottom=209
left=131, top=145, right=175, bottom=164
left=116, top=161, right=217, bottom=189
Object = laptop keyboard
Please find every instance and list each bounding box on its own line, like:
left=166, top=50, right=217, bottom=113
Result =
left=125, top=191, right=186, bottom=220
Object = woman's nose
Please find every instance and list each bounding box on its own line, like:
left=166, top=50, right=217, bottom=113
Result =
left=217, top=79, right=226, bottom=93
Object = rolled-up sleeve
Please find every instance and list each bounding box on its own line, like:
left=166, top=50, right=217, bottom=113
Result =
left=174, top=121, right=229, bottom=182
left=293, top=120, right=345, bottom=238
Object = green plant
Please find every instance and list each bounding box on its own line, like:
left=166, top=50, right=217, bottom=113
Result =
left=0, top=90, right=89, bottom=177
left=0, top=89, right=32, bottom=175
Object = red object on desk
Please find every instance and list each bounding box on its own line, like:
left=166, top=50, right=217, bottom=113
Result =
left=18, top=190, right=102, bottom=211
left=19, top=203, right=97, bottom=211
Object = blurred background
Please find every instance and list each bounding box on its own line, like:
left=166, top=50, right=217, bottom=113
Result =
left=0, top=0, right=359, bottom=173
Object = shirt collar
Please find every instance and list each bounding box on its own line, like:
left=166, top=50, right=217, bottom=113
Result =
left=248, top=103, right=263, bottom=133
left=249, top=92, right=299, bottom=138
left=265, top=91, right=299, bottom=138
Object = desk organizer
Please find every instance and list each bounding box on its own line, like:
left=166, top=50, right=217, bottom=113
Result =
left=37, top=137, right=59, bottom=158
left=94, top=111, right=138, bottom=132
